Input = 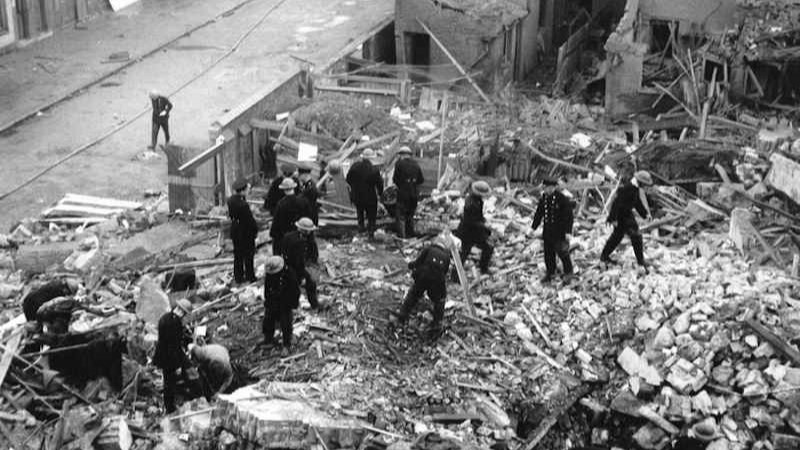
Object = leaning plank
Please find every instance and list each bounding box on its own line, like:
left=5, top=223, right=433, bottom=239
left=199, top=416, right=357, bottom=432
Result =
left=446, top=232, right=474, bottom=316
left=0, top=329, right=23, bottom=389
left=62, top=193, right=141, bottom=210
left=745, top=319, right=800, bottom=366
left=417, top=19, right=492, bottom=104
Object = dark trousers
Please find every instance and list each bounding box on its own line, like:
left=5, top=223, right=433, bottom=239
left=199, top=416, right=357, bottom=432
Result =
left=543, top=236, right=573, bottom=276
left=271, top=238, right=281, bottom=256
left=162, top=369, right=178, bottom=413
left=601, top=216, right=646, bottom=265
left=232, top=240, right=255, bottom=282
left=151, top=119, right=170, bottom=148
left=459, top=238, right=493, bottom=273
left=399, top=274, right=446, bottom=324
left=356, top=202, right=378, bottom=234
left=395, top=199, right=417, bottom=238
left=263, top=305, right=293, bottom=346
left=297, top=267, right=318, bottom=308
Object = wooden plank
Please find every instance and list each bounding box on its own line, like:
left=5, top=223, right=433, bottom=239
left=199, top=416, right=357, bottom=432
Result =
left=745, top=318, right=800, bottom=366
left=63, top=193, right=142, bottom=210
left=316, top=85, right=398, bottom=96
left=522, top=385, right=591, bottom=450
left=39, top=217, right=109, bottom=225
left=155, top=258, right=234, bottom=272
left=43, top=204, right=124, bottom=218
left=0, top=329, right=23, bottom=390
left=416, top=18, right=492, bottom=104
left=178, top=140, right=226, bottom=173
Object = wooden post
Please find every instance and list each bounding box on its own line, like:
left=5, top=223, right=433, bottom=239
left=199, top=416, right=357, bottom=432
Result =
left=416, top=18, right=493, bottom=104
left=437, top=91, right=449, bottom=184
left=446, top=231, right=473, bottom=316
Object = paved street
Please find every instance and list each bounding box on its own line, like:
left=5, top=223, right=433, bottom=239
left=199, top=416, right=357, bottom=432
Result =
left=0, top=0, right=393, bottom=230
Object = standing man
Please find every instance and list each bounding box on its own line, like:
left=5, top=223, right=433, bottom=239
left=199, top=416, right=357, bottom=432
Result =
left=262, top=256, right=300, bottom=355
left=264, top=164, right=298, bottom=215
left=270, top=178, right=310, bottom=255
left=346, top=149, right=384, bottom=238
left=297, top=62, right=314, bottom=99
left=153, top=299, right=193, bottom=413
left=393, top=146, right=424, bottom=238
left=454, top=181, right=494, bottom=276
left=227, top=178, right=258, bottom=284
left=531, top=176, right=575, bottom=283
left=280, top=218, right=321, bottom=310
left=149, top=90, right=172, bottom=150
left=600, top=170, right=653, bottom=271
left=298, top=166, right=320, bottom=225
left=391, top=234, right=452, bottom=338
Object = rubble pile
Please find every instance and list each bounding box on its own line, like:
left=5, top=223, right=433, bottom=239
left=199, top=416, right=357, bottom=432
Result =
left=292, top=93, right=402, bottom=141
left=2, top=58, right=800, bottom=449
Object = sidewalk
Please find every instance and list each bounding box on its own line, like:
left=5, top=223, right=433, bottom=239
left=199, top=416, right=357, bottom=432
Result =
left=0, top=0, right=256, bottom=132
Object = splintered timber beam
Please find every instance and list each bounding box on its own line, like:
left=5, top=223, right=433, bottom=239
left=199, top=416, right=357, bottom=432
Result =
left=415, top=18, right=492, bottom=104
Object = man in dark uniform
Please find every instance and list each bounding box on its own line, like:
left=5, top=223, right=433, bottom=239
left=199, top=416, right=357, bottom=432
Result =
left=298, top=166, right=320, bottom=225
left=148, top=89, right=173, bottom=150
left=22, top=278, right=80, bottom=322
left=227, top=178, right=259, bottom=284
left=153, top=299, right=193, bottom=413
left=297, top=62, right=314, bottom=99
left=391, top=234, right=452, bottom=338
left=346, top=149, right=384, bottom=238
left=454, top=180, right=494, bottom=276
left=600, top=170, right=653, bottom=271
left=262, top=256, right=300, bottom=355
left=264, top=164, right=298, bottom=215
left=393, top=146, right=424, bottom=238
left=531, top=176, right=575, bottom=283
left=270, top=178, right=310, bottom=255
left=280, top=217, right=321, bottom=310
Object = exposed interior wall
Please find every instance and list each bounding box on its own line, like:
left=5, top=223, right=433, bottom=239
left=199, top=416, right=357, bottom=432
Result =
left=640, top=0, right=737, bottom=36
left=604, top=0, right=647, bottom=117
left=0, top=0, right=17, bottom=50
left=604, top=0, right=738, bottom=117
left=517, top=0, right=540, bottom=79
left=395, top=0, right=504, bottom=70
left=13, top=0, right=108, bottom=44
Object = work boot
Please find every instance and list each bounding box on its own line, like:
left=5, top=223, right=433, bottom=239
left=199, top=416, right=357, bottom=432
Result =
left=600, top=255, right=617, bottom=265
left=426, top=322, right=443, bottom=340
left=541, top=273, right=554, bottom=283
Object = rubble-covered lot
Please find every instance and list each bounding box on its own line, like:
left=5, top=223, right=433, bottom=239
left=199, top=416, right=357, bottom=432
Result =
left=4, top=36, right=800, bottom=450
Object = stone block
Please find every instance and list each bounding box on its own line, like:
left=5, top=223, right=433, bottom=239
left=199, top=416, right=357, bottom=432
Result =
left=214, top=383, right=367, bottom=449
left=13, top=241, right=78, bottom=274
left=767, top=153, right=800, bottom=206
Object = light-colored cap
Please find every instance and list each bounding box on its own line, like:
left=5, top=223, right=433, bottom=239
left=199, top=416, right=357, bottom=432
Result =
left=264, top=256, right=285, bottom=274
left=279, top=177, right=297, bottom=191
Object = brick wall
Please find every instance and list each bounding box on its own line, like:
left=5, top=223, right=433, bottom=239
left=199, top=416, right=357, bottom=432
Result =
left=395, top=0, right=506, bottom=68
left=640, top=0, right=738, bottom=35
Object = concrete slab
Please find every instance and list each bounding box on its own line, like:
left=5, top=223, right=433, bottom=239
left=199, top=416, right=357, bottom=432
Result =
left=214, top=382, right=367, bottom=448
left=767, top=153, right=800, bottom=206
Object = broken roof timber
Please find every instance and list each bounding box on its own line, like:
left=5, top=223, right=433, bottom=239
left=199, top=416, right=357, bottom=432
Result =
left=432, top=0, right=528, bottom=27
